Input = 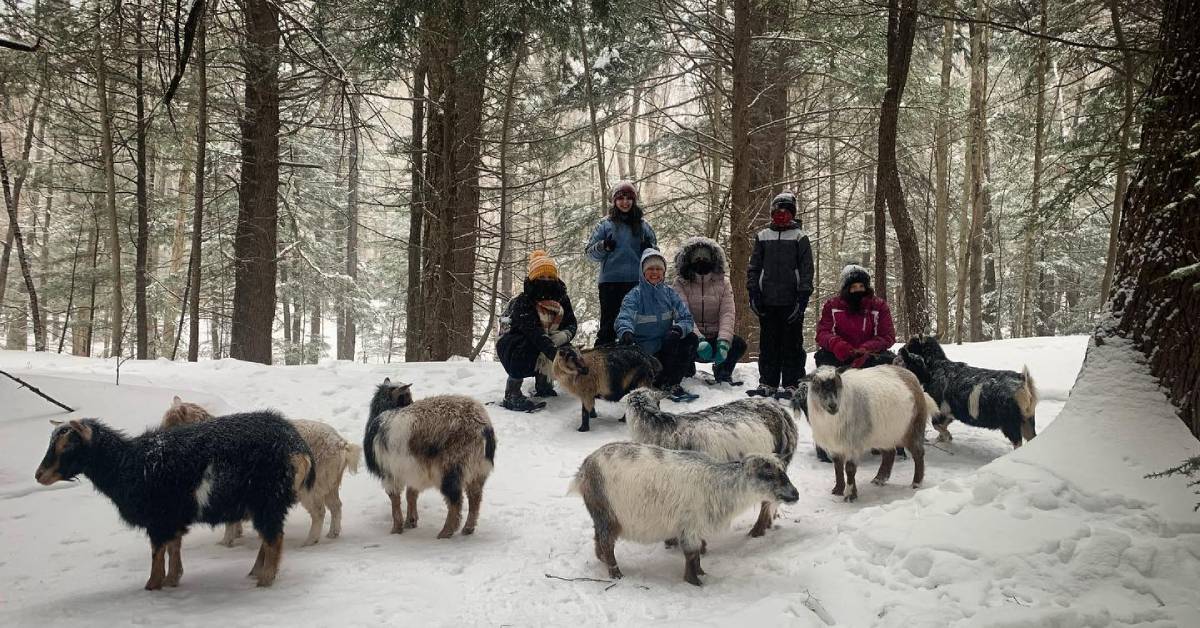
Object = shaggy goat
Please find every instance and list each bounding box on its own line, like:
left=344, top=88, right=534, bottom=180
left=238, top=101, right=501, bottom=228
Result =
left=802, top=365, right=933, bottom=502
left=162, top=400, right=363, bottom=547
left=365, top=379, right=496, bottom=538
left=895, top=335, right=1038, bottom=448
left=35, top=413, right=314, bottom=589
left=552, top=344, right=661, bottom=432
left=623, top=388, right=798, bottom=537
left=571, top=442, right=799, bottom=586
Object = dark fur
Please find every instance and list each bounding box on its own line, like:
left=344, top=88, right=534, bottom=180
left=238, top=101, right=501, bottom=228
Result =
left=896, top=335, right=1037, bottom=447
left=365, top=378, right=413, bottom=478
left=554, top=344, right=662, bottom=431
left=34, top=412, right=313, bottom=588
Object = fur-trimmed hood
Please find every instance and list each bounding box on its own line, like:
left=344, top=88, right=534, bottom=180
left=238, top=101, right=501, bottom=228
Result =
left=673, top=236, right=729, bottom=281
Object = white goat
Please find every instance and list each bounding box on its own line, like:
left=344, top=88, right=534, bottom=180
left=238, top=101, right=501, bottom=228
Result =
left=623, top=388, right=798, bottom=537
left=571, top=442, right=799, bottom=586
left=804, top=365, right=934, bottom=502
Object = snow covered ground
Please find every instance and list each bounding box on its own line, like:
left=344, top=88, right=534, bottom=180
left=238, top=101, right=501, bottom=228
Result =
left=2, top=336, right=1198, bottom=627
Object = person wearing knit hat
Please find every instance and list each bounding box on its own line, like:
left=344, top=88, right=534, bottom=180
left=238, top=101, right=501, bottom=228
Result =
left=811, top=263, right=899, bottom=461
left=495, top=250, right=578, bottom=412
left=584, top=180, right=659, bottom=346
left=614, top=249, right=698, bottom=401
left=746, top=190, right=814, bottom=400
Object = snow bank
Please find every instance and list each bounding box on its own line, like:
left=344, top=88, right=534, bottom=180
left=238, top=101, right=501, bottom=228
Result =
left=2, top=336, right=1197, bottom=626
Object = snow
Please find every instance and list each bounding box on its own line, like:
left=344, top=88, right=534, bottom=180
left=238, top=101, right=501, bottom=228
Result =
left=2, top=335, right=1199, bottom=626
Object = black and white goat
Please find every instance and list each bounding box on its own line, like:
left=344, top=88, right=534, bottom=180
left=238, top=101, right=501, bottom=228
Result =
left=804, top=365, right=933, bottom=502
left=35, top=413, right=315, bottom=589
left=365, top=379, right=497, bottom=538
left=571, top=442, right=799, bottom=586
left=623, top=388, right=798, bottom=536
left=895, top=335, right=1038, bottom=448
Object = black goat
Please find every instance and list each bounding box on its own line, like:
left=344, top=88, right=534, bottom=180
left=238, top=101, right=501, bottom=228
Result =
left=35, top=412, right=315, bottom=590
left=895, top=335, right=1038, bottom=448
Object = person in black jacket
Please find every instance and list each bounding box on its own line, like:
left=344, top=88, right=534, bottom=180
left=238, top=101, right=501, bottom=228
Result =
left=746, top=191, right=814, bottom=400
left=496, top=251, right=578, bottom=412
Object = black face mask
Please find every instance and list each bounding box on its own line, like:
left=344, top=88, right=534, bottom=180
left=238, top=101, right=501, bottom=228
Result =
left=846, top=291, right=866, bottom=309
left=527, top=279, right=559, bottom=301
left=691, top=258, right=714, bottom=275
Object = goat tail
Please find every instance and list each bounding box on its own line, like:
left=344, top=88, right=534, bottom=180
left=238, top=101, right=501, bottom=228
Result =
left=344, top=442, right=363, bottom=475
left=482, top=426, right=497, bottom=463
left=291, top=453, right=316, bottom=495
left=923, top=393, right=938, bottom=422
left=1016, top=367, right=1038, bottom=420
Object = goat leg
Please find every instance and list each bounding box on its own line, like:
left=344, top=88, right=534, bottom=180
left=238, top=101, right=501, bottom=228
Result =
left=844, top=460, right=859, bottom=502
left=578, top=403, right=591, bottom=432
left=255, top=535, right=283, bottom=587
left=145, top=541, right=167, bottom=591
left=748, top=501, right=773, bottom=537
left=683, top=550, right=704, bottom=586
left=388, top=491, right=405, bottom=534
left=873, top=450, right=896, bottom=486
left=405, top=487, right=419, bottom=528
left=301, top=501, right=325, bottom=547
left=832, top=456, right=846, bottom=496
left=462, top=478, right=485, bottom=535
left=164, top=534, right=184, bottom=587
left=437, top=466, right=463, bottom=539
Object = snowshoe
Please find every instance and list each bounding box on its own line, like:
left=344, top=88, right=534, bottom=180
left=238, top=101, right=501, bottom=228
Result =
left=746, top=384, right=776, bottom=398
left=774, top=386, right=798, bottom=401
left=667, top=386, right=700, bottom=403
left=500, top=396, right=546, bottom=413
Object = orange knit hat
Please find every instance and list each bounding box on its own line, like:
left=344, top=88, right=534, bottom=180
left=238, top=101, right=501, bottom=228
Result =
left=527, top=250, right=559, bottom=281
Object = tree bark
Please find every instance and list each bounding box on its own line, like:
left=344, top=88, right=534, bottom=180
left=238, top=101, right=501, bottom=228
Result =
left=935, top=18, right=952, bottom=336
left=0, top=136, right=44, bottom=350
left=404, top=58, right=427, bottom=362
left=1099, top=0, right=1136, bottom=306
left=229, top=0, right=281, bottom=365
left=873, top=0, right=928, bottom=337
left=572, top=0, right=608, bottom=204
left=339, top=93, right=360, bottom=360
left=1018, top=0, right=1048, bottom=338
left=187, top=11, right=207, bottom=362
left=966, top=4, right=987, bottom=342
left=135, top=2, right=150, bottom=359
left=95, top=0, right=123, bottom=358
left=1101, top=0, right=1200, bottom=436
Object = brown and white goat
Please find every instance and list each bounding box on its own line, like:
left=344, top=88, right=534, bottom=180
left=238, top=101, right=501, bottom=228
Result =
left=162, top=399, right=362, bottom=546
left=552, top=344, right=661, bottom=431
left=365, top=380, right=497, bottom=538
left=803, top=365, right=935, bottom=502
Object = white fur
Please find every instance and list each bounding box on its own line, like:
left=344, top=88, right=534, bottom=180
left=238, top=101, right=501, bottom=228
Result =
left=623, top=390, right=793, bottom=463
left=375, top=414, right=441, bottom=493
left=194, top=464, right=215, bottom=514
left=807, top=366, right=932, bottom=461
left=290, top=419, right=361, bottom=546
left=967, top=384, right=982, bottom=420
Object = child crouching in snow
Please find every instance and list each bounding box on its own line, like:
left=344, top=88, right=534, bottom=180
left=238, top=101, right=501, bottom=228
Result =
left=496, top=251, right=578, bottom=412
left=615, top=249, right=698, bottom=401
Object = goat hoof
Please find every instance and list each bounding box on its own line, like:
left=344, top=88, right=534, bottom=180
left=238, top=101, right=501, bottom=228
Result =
left=871, top=477, right=888, bottom=486
left=832, top=487, right=844, bottom=496
left=164, top=574, right=182, bottom=587
left=911, top=482, right=922, bottom=489
left=404, top=520, right=418, bottom=529
left=301, top=538, right=319, bottom=547
left=685, top=575, right=703, bottom=587
left=144, top=580, right=163, bottom=591
left=608, top=567, right=623, bottom=579
left=577, top=426, right=590, bottom=433
left=326, top=530, right=340, bottom=539
left=462, top=526, right=475, bottom=535
left=436, top=530, right=455, bottom=539
left=748, top=527, right=766, bottom=538
left=843, top=494, right=858, bottom=503
left=390, top=526, right=404, bottom=535
left=256, top=577, right=276, bottom=588
left=217, top=539, right=235, bottom=547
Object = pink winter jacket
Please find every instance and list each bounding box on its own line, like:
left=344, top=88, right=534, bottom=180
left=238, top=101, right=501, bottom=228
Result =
left=672, top=273, right=735, bottom=343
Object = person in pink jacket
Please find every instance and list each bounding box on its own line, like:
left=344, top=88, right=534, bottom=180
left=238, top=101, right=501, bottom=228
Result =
left=815, top=264, right=897, bottom=369
left=671, top=237, right=746, bottom=384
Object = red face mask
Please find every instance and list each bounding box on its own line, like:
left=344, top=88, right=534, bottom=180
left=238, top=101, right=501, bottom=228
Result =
left=771, top=209, right=792, bottom=227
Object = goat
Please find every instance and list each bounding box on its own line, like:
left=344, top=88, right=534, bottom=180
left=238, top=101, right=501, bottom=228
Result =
left=802, top=365, right=933, bottom=502
left=163, top=399, right=362, bottom=547
left=895, top=335, right=1038, bottom=448
left=552, top=344, right=661, bottom=432
left=365, top=379, right=496, bottom=538
left=35, top=413, right=314, bottom=589
left=571, top=442, right=799, bottom=586
left=623, top=388, right=798, bottom=537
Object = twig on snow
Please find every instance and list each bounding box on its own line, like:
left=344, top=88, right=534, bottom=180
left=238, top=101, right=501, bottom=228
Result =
left=0, top=369, right=75, bottom=412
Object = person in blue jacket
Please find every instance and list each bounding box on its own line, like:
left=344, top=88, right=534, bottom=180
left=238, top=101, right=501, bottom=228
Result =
left=585, top=180, right=658, bottom=346
left=615, top=249, right=697, bottom=398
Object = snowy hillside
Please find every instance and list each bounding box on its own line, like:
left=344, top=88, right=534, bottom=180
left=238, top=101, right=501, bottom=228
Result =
left=2, top=336, right=1198, bottom=626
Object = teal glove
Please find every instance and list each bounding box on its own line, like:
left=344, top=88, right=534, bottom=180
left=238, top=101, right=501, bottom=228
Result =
left=714, top=339, right=730, bottom=364
left=696, top=340, right=713, bottom=361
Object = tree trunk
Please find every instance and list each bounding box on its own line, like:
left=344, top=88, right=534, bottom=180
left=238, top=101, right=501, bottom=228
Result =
left=135, top=3, right=150, bottom=359
left=405, top=58, right=427, bottom=362
left=967, top=5, right=987, bottom=342
left=1018, top=0, right=1048, bottom=338
left=1099, top=0, right=1136, bottom=306
left=0, top=137, right=44, bottom=350
left=1101, top=0, right=1200, bottom=436
left=873, top=0, right=927, bottom=337
left=339, top=93, right=360, bottom=360
left=95, top=0, right=123, bottom=358
left=187, top=12, right=207, bottom=362
left=934, top=18, right=952, bottom=336
left=229, top=0, right=281, bottom=365
left=572, top=0, right=608, bottom=204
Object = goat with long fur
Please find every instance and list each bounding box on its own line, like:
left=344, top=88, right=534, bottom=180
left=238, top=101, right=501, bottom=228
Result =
left=35, top=413, right=314, bottom=589
left=802, top=365, right=933, bottom=502
left=365, top=379, right=497, bottom=538
left=162, top=399, right=363, bottom=547
left=552, top=344, right=661, bottom=432
left=571, top=442, right=799, bottom=586
left=623, top=388, right=798, bottom=537
left=895, top=335, right=1038, bottom=447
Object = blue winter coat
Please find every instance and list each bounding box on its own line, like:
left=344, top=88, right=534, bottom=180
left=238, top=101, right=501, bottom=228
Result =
left=584, top=211, right=658, bottom=284
left=615, top=252, right=695, bottom=354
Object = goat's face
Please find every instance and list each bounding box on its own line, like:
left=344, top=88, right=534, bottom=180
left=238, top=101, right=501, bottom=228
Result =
left=554, top=345, right=589, bottom=376
left=894, top=348, right=932, bottom=385
left=743, top=455, right=800, bottom=503
left=35, top=420, right=93, bottom=485
left=621, top=387, right=663, bottom=412
left=370, top=378, right=413, bottom=419
left=903, top=334, right=947, bottom=361
left=809, top=367, right=842, bottom=415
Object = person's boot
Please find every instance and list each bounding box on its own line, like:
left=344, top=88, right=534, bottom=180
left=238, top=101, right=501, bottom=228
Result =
left=747, top=384, right=776, bottom=397
left=533, top=372, right=558, bottom=398
left=501, top=377, right=541, bottom=412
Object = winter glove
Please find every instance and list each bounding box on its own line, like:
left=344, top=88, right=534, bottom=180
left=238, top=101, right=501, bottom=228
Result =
left=696, top=340, right=714, bottom=361
left=666, top=326, right=684, bottom=343
left=548, top=330, right=572, bottom=347
left=851, top=352, right=870, bottom=369
left=602, top=234, right=617, bottom=252
left=831, top=339, right=854, bottom=363
left=714, top=339, right=730, bottom=364
left=619, top=331, right=635, bottom=346
left=786, top=302, right=803, bottom=324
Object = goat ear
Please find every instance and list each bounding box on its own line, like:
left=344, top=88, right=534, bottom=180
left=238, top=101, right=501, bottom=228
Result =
left=383, top=377, right=391, bottom=385
left=68, top=420, right=93, bottom=443
left=172, top=395, right=182, bottom=405
left=397, top=382, right=412, bottom=392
